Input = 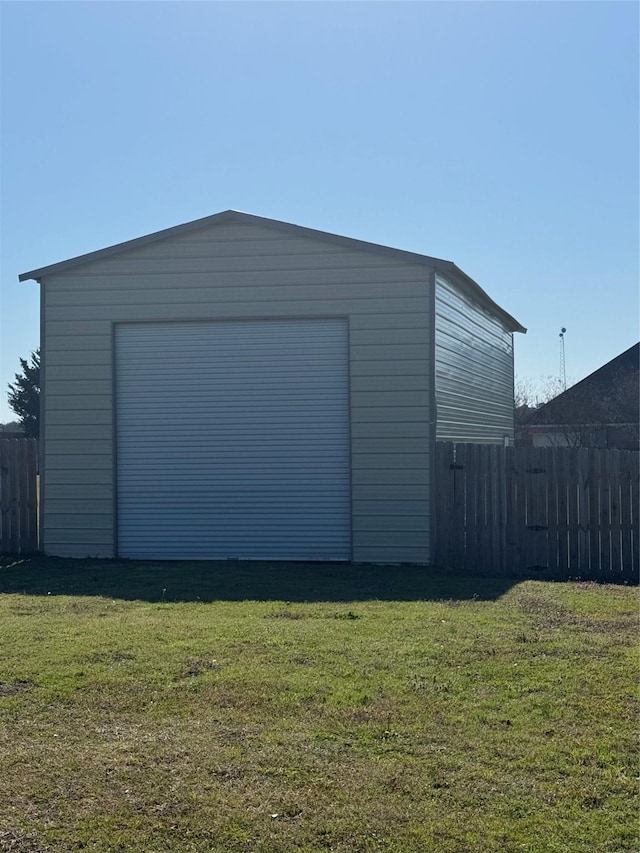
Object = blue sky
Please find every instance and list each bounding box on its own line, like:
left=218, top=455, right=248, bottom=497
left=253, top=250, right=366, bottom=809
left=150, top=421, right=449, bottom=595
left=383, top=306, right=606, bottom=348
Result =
left=1, top=1, right=638, bottom=422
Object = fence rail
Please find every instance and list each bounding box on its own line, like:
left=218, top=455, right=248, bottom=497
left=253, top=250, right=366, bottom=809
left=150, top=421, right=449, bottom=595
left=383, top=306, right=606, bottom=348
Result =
left=0, top=438, right=38, bottom=554
left=434, top=443, right=639, bottom=581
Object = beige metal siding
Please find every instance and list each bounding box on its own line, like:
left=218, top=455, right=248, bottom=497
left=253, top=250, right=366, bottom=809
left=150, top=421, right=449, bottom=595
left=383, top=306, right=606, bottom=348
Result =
left=41, top=220, right=433, bottom=562
left=435, top=274, right=515, bottom=444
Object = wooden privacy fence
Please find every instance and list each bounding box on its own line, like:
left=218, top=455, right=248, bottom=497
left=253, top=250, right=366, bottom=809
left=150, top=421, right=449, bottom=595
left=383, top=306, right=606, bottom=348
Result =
left=0, top=438, right=38, bottom=554
left=434, top=443, right=639, bottom=582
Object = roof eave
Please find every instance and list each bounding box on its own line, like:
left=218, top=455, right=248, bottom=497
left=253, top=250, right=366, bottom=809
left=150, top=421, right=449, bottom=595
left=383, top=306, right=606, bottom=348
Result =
left=19, top=209, right=243, bottom=282
left=434, top=261, right=527, bottom=334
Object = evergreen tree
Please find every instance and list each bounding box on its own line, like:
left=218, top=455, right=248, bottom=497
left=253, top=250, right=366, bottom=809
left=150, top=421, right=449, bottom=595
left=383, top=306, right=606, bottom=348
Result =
left=8, top=349, right=40, bottom=438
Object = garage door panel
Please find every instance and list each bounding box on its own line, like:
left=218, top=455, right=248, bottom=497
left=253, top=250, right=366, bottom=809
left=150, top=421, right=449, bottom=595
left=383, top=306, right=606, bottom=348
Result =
left=116, top=319, right=351, bottom=560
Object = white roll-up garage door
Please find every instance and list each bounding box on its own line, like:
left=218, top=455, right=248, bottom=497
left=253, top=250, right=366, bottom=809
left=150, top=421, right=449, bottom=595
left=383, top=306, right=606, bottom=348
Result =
left=115, top=319, right=351, bottom=560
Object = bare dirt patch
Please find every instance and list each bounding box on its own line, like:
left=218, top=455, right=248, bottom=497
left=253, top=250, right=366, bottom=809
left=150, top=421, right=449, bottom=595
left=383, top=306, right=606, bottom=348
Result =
left=0, top=680, right=36, bottom=697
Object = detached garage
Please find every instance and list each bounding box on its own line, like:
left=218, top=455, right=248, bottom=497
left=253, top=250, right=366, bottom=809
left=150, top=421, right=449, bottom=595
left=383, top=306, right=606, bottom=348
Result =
left=20, top=211, right=525, bottom=563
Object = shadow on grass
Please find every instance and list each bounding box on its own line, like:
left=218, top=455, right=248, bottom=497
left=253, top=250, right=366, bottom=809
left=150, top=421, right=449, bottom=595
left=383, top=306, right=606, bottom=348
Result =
left=0, top=555, right=520, bottom=603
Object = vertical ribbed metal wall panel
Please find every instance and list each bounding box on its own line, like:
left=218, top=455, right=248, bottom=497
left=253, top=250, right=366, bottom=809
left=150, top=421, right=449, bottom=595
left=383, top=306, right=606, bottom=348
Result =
left=115, top=319, right=351, bottom=560
left=435, top=275, right=514, bottom=443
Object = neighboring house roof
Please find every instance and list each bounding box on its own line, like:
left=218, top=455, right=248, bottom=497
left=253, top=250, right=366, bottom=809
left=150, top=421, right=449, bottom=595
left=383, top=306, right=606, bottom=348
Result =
left=525, top=342, right=640, bottom=428
left=18, top=209, right=526, bottom=334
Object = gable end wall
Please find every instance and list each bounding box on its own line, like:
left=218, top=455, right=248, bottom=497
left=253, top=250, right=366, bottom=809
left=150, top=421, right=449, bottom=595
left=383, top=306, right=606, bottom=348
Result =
left=41, top=220, right=435, bottom=562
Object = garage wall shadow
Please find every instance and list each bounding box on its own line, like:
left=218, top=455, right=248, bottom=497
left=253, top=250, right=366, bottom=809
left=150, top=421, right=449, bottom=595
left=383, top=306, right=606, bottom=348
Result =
left=0, top=557, right=520, bottom=602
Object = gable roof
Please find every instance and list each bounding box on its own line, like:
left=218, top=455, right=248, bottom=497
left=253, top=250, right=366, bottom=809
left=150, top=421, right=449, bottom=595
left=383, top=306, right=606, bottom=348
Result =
left=19, top=209, right=526, bottom=333
left=526, top=342, right=640, bottom=427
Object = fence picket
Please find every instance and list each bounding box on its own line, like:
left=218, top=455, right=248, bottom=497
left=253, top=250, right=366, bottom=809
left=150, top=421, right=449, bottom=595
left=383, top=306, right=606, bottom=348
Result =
left=504, top=446, right=517, bottom=574
left=564, top=448, right=579, bottom=575
left=468, top=444, right=482, bottom=573
left=26, top=439, right=38, bottom=553
left=620, top=452, right=637, bottom=577
left=452, top=443, right=466, bottom=570
left=476, top=444, right=486, bottom=571
left=514, top=447, right=528, bottom=574
left=8, top=440, right=18, bottom=553
left=485, top=444, right=494, bottom=572
left=434, top=443, right=452, bottom=568
left=609, top=451, right=622, bottom=579
left=18, top=440, right=27, bottom=552
left=546, top=447, right=558, bottom=573
left=630, top=451, right=640, bottom=574
left=587, top=448, right=601, bottom=578
left=459, top=444, right=471, bottom=573
left=521, top=451, right=532, bottom=572
left=0, top=440, right=8, bottom=552
left=575, top=449, right=589, bottom=575
left=531, top=447, right=548, bottom=571
left=486, top=445, right=499, bottom=573
left=555, top=448, right=569, bottom=574
left=599, top=449, right=613, bottom=580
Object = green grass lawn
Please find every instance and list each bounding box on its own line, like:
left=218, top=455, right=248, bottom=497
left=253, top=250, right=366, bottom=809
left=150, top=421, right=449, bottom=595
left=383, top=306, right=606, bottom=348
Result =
left=0, top=557, right=637, bottom=853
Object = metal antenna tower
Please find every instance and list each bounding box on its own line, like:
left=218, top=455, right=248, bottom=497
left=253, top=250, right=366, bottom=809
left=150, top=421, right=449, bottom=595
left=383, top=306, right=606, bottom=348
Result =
left=559, top=328, right=567, bottom=390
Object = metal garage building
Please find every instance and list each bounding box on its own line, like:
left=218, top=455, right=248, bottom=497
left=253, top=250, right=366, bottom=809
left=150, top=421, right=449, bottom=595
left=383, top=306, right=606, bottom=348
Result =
left=20, top=211, right=525, bottom=562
